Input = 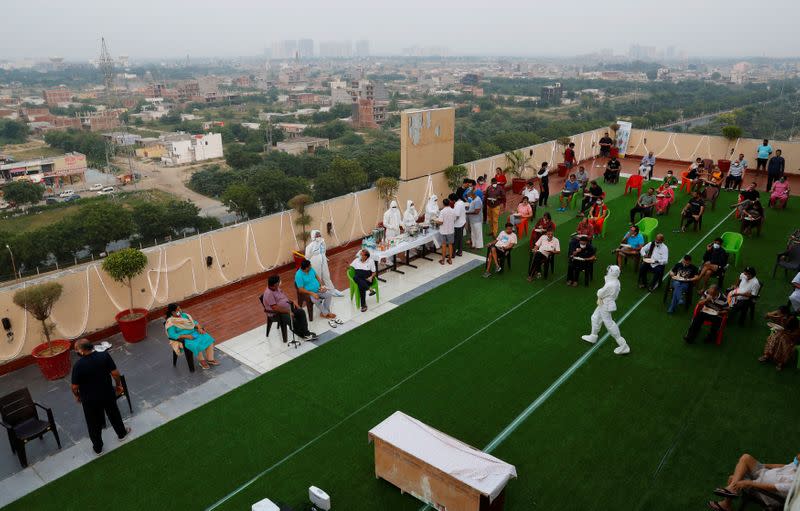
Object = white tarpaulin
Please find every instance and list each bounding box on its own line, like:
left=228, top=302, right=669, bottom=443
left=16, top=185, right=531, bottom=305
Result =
left=368, top=411, right=517, bottom=502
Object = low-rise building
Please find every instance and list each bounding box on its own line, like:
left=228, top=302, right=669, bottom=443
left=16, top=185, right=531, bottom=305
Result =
left=275, top=136, right=329, bottom=155
left=275, top=122, right=308, bottom=139
left=43, top=86, right=72, bottom=106
left=0, top=152, right=87, bottom=188
left=160, top=133, right=223, bottom=166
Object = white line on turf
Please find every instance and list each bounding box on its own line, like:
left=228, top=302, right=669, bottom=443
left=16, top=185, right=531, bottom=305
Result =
left=205, top=274, right=566, bottom=510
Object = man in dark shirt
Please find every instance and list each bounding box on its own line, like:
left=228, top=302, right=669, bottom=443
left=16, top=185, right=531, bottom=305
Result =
left=697, top=237, right=729, bottom=288
left=262, top=275, right=317, bottom=342
left=604, top=157, right=621, bottom=184
left=766, top=149, right=785, bottom=192
left=581, top=180, right=603, bottom=213
left=680, top=192, right=705, bottom=232
left=71, top=339, right=130, bottom=454
left=566, top=235, right=597, bottom=286
left=684, top=284, right=729, bottom=344
left=599, top=132, right=613, bottom=157
left=667, top=254, right=700, bottom=313
left=740, top=182, right=760, bottom=202
left=485, top=178, right=506, bottom=238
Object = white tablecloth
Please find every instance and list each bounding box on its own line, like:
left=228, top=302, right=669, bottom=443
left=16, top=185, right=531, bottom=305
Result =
left=368, top=231, right=439, bottom=262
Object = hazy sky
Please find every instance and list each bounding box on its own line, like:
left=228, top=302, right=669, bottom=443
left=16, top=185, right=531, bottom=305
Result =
left=3, top=0, right=798, bottom=60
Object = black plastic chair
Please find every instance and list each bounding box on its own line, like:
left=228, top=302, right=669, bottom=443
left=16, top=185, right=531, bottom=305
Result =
left=165, top=321, right=195, bottom=373
left=116, top=374, right=133, bottom=414
left=772, top=244, right=800, bottom=278
left=294, top=283, right=314, bottom=321
left=739, top=486, right=785, bottom=510
left=662, top=276, right=695, bottom=311
left=258, top=294, right=298, bottom=347
left=0, top=388, right=61, bottom=467
left=486, top=246, right=512, bottom=271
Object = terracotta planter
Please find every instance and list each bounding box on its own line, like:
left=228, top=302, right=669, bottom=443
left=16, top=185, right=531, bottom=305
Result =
left=115, top=308, right=149, bottom=343
left=557, top=163, right=568, bottom=177
left=511, top=178, right=527, bottom=194
left=31, top=340, right=72, bottom=380
left=717, top=159, right=731, bottom=173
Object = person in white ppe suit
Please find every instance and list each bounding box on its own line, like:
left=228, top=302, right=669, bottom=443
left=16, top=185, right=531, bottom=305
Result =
left=581, top=265, right=631, bottom=355
left=402, top=200, right=419, bottom=230
left=383, top=200, right=402, bottom=239
left=305, top=230, right=344, bottom=297
left=424, top=195, right=440, bottom=225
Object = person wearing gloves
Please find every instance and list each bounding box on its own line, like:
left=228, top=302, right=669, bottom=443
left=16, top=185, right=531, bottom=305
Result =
left=305, top=230, right=344, bottom=297
left=424, top=194, right=440, bottom=225
left=402, top=200, right=419, bottom=230
left=383, top=200, right=403, bottom=239
left=581, top=265, right=631, bottom=355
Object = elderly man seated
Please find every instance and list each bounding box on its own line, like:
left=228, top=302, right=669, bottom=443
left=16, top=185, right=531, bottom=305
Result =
left=528, top=228, right=560, bottom=280
left=614, top=225, right=645, bottom=269
left=629, top=187, right=657, bottom=224
left=726, top=267, right=761, bottom=324
left=483, top=223, right=517, bottom=277
left=707, top=452, right=798, bottom=511
left=262, top=275, right=317, bottom=342
left=684, top=284, right=728, bottom=344
left=666, top=254, right=700, bottom=313
left=638, top=233, right=669, bottom=291
left=295, top=259, right=338, bottom=324
left=566, top=235, right=596, bottom=286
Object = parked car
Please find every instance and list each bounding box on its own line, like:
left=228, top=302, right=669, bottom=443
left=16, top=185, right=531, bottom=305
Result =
left=88, top=183, right=103, bottom=191
left=58, top=190, right=75, bottom=198
left=45, top=197, right=59, bottom=205
left=97, top=186, right=116, bottom=196
left=63, top=195, right=80, bottom=203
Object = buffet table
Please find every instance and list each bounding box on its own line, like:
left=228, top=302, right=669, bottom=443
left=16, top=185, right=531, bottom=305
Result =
left=367, top=231, right=439, bottom=277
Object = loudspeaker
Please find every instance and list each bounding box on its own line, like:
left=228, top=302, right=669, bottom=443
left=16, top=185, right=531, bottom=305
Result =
left=206, top=256, right=213, bottom=267
left=1, top=317, right=10, bottom=331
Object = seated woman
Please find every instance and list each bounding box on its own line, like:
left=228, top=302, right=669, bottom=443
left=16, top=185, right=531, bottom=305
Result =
left=654, top=182, right=675, bottom=215
left=165, top=303, right=217, bottom=369
left=662, top=170, right=679, bottom=187
left=760, top=306, right=800, bottom=370
left=529, top=212, right=556, bottom=248
left=769, top=176, right=790, bottom=208
left=740, top=199, right=764, bottom=236
left=509, top=195, right=534, bottom=230
left=707, top=452, right=799, bottom=511
left=587, top=198, right=609, bottom=236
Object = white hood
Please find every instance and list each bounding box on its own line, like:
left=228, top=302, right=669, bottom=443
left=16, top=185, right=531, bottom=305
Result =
left=605, top=265, right=621, bottom=280
left=403, top=200, right=419, bottom=225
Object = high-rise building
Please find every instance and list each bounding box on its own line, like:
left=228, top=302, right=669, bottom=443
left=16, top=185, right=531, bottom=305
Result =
left=271, top=40, right=298, bottom=59
left=319, top=40, right=352, bottom=58
left=298, top=39, right=314, bottom=59
left=355, top=40, right=370, bottom=57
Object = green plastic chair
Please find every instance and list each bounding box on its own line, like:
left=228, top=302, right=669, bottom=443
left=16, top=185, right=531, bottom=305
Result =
left=600, top=210, right=611, bottom=238
left=720, top=232, right=744, bottom=267
left=570, top=190, right=583, bottom=210
left=636, top=217, right=659, bottom=243
left=347, top=267, right=380, bottom=308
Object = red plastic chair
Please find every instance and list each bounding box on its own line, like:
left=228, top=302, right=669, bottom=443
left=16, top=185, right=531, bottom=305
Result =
left=678, top=171, right=693, bottom=193
left=624, top=175, right=644, bottom=197
left=518, top=217, right=530, bottom=238
left=692, top=302, right=728, bottom=345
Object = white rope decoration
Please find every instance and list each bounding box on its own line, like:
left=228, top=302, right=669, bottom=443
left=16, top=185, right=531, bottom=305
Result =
left=287, top=209, right=300, bottom=251
left=245, top=223, right=268, bottom=271
left=199, top=234, right=210, bottom=293
left=326, top=201, right=341, bottom=246
left=653, top=132, right=675, bottom=158
left=207, top=234, right=233, bottom=283
left=0, top=281, right=29, bottom=362
left=270, top=211, right=286, bottom=268
left=731, top=137, right=741, bottom=158
left=351, top=192, right=368, bottom=238
left=51, top=267, right=91, bottom=339
left=93, top=265, right=126, bottom=311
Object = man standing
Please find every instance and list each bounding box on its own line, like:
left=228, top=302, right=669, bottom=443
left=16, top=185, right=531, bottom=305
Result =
left=638, top=234, right=669, bottom=291
left=436, top=198, right=457, bottom=265
left=629, top=187, right=657, bottom=224
left=451, top=193, right=467, bottom=257
left=71, top=339, right=130, bottom=455
left=766, top=149, right=785, bottom=192
left=262, top=275, right=317, bottom=341
left=755, top=139, right=772, bottom=172
left=581, top=265, right=630, bottom=355
left=564, top=142, right=577, bottom=170
left=466, top=191, right=484, bottom=249
left=599, top=132, right=614, bottom=158
left=724, top=153, right=746, bottom=190
left=485, top=177, right=505, bottom=238
left=295, top=260, right=337, bottom=320
left=641, top=151, right=656, bottom=179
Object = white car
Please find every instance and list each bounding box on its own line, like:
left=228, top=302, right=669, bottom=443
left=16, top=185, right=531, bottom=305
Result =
left=96, top=186, right=116, bottom=195
left=88, top=183, right=103, bottom=191
left=58, top=189, right=75, bottom=198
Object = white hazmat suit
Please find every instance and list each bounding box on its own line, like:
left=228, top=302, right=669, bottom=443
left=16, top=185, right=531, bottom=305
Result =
left=581, top=265, right=630, bottom=355
left=305, top=230, right=344, bottom=296
left=424, top=195, right=440, bottom=225
left=402, top=200, right=419, bottom=230
left=383, top=200, right=402, bottom=239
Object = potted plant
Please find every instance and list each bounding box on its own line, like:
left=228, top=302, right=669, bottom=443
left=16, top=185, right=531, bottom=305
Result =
left=718, top=125, right=742, bottom=173
left=102, top=248, right=149, bottom=343
left=504, top=150, right=532, bottom=194
left=288, top=193, right=314, bottom=250
left=443, top=164, right=468, bottom=192
left=555, top=136, right=573, bottom=177
left=375, top=177, right=399, bottom=209
left=13, top=282, right=71, bottom=380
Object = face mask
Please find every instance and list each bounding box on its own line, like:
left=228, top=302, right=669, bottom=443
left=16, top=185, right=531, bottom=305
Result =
left=492, top=184, right=497, bottom=188
left=713, top=243, right=720, bottom=249
left=579, top=243, right=587, bottom=248
left=655, top=241, right=662, bottom=246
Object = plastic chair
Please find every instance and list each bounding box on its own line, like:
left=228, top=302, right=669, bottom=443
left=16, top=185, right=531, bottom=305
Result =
left=0, top=388, right=61, bottom=467
left=679, top=171, right=693, bottom=193
left=662, top=276, right=694, bottom=311
left=720, top=232, right=744, bottom=267
left=772, top=244, right=800, bottom=278
left=692, top=302, right=728, bottom=345
left=165, top=320, right=195, bottom=373
left=570, top=190, right=582, bottom=210
left=624, top=175, right=644, bottom=197
left=517, top=217, right=530, bottom=238
left=599, top=211, right=611, bottom=238
left=347, top=267, right=380, bottom=308
left=636, top=217, right=659, bottom=243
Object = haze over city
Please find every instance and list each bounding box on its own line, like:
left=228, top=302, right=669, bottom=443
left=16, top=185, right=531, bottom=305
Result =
left=3, top=0, right=800, bottom=60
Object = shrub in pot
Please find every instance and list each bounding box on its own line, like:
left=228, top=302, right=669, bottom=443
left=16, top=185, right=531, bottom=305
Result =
left=718, top=125, right=742, bottom=172
left=102, top=248, right=149, bottom=343
left=504, top=150, right=532, bottom=194
left=12, top=282, right=71, bottom=380
left=288, top=193, right=314, bottom=250
left=375, top=177, right=399, bottom=209
left=443, top=165, right=468, bottom=192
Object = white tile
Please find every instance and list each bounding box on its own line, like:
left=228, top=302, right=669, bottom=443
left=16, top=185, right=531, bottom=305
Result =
left=256, top=352, right=294, bottom=372
left=0, top=468, right=44, bottom=508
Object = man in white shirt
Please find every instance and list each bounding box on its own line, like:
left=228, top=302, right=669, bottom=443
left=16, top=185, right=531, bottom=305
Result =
left=708, top=451, right=799, bottom=511
left=450, top=193, right=467, bottom=257
left=465, top=191, right=484, bottom=249
left=641, top=151, right=656, bottom=179
left=436, top=198, right=457, bottom=265
left=522, top=180, right=540, bottom=207
left=350, top=249, right=377, bottom=312
left=483, top=223, right=517, bottom=277
left=528, top=229, right=560, bottom=280
left=724, top=153, right=747, bottom=190
left=789, top=271, right=800, bottom=312
left=638, top=233, right=669, bottom=291
left=727, top=267, right=761, bottom=324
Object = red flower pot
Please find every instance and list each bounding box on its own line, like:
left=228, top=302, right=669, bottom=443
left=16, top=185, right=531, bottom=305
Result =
left=717, top=159, right=731, bottom=173
left=511, top=178, right=527, bottom=194
left=31, top=339, right=72, bottom=380
left=557, top=163, right=568, bottom=177
left=115, top=308, right=149, bottom=343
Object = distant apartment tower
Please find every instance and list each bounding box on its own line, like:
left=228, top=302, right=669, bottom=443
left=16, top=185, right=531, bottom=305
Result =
left=298, top=39, right=314, bottom=58
left=272, top=40, right=298, bottom=59
left=541, top=82, right=563, bottom=103
left=319, top=40, right=352, bottom=58
left=352, top=98, right=386, bottom=129
left=330, top=80, right=351, bottom=106
left=43, top=86, right=72, bottom=106
left=355, top=40, right=370, bottom=57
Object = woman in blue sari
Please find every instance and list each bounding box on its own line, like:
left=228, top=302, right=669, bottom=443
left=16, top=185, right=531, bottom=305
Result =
left=165, top=303, right=217, bottom=369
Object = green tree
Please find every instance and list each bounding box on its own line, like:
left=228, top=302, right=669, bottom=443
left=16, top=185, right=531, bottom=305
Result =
left=0, top=119, right=29, bottom=144
left=247, top=168, right=311, bottom=214
left=132, top=202, right=171, bottom=241
left=225, top=144, right=261, bottom=170
left=2, top=181, right=43, bottom=205
left=313, top=157, right=367, bottom=200
left=221, top=183, right=261, bottom=219
left=79, top=201, right=135, bottom=252
left=12, top=230, right=51, bottom=270
left=41, top=218, right=86, bottom=262
left=454, top=142, right=478, bottom=164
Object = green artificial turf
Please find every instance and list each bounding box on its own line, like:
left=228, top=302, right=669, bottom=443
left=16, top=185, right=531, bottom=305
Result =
left=7, top=182, right=799, bottom=511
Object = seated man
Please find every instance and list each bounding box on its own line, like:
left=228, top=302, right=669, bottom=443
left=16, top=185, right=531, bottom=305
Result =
left=726, top=267, right=761, bottom=324
left=262, top=275, right=317, bottom=342
left=732, top=182, right=760, bottom=216
left=604, top=156, right=621, bottom=184
left=697, top=237, right=729, bottom=288
left=667, top=254, right=700, bottom=313
left=740, top=199, right=764, bottom=236
left=638, top=234, right=669, bottom=291
left=707, top=452, right=798, bottom=511
left=723, top=154, right=746, bottom=190
left=629, top=187, right=657, bottom=224
left=557, top=174, right=581, bottom=212
left=528, top=228, right=560, bottom=280
left=614, top=225, right=645, bottom=268
left=566, top=235, right=596, bottom=287
left=680, top=192, right=705, bottom=232
left=581, top=180, right=604, bottom=213
left=295, top=259, right=337, bottom=321
left=684, top=284, right=728, bottom=343
left=483, top=223, right=517, bottom=277
left=575, top=165, right=589, bottom=190
left=350, top=249, right=378, bottom=312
